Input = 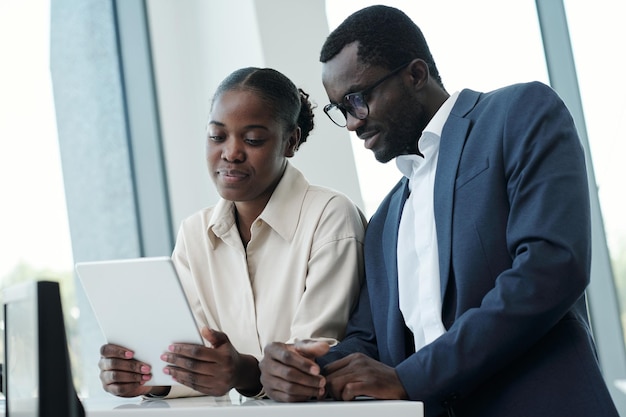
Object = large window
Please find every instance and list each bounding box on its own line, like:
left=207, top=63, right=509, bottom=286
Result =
left=0, top=2, right=74, bottom=280
left=564, top=0, right=626, bottom=344
left=0, top=0, right=78, bottom=385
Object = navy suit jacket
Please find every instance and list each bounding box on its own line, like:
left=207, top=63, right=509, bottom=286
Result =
left=321, top=82, right=619, bottom=417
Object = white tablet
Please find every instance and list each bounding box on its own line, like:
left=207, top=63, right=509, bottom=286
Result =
left=75, top=256, right=203, bottom=386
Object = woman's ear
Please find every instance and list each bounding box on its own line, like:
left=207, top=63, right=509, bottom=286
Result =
left=284, top=127, right=301, bottom=157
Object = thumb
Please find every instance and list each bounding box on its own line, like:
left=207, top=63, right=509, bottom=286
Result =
left=294, top=339, right=331, bottom=358
left=201, top=327, right=230, bottom=348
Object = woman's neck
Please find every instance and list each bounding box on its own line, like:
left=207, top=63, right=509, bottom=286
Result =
left=234, top=206, right=259, bottom=247
left=232, top=162, right=287, bottom=246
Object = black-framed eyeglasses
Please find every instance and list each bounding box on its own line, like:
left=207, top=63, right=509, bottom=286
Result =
left=323, top=62, right=411, bottom=128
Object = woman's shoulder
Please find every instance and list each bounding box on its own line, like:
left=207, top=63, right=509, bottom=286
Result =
left=304, top=184, right=367, bottom=228
left=306, top=184, right=360, bottom=209
left=283, top=164, right=364, bottom=216
left=178, top=203, right=223, bottom=233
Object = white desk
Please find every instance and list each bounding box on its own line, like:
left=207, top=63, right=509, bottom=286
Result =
left=84, top=394, right=424, bottom=417
left=0, top=392, right=423, bottom=416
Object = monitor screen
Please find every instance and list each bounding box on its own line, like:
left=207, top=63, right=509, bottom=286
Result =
left=2, top=280, right=84, bottom=417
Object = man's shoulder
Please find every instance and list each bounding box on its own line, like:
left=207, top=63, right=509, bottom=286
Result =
left=480, top=81, right=556, bottom=102
left=368, top=177, right=408, bottom=221
left=488, top=80, right=550, bottom=93
left=456, top=81, right=560, bottom=119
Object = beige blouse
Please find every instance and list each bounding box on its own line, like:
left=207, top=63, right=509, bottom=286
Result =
left=167, top=163, right=365, bottom=397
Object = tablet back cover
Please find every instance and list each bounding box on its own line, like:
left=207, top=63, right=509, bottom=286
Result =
left=76, top=257, right=203, bottom=386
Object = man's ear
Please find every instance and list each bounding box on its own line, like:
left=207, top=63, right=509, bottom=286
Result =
left=284, top=127, right=301, bottom=157
left=407, top=59, right=429, bottom=90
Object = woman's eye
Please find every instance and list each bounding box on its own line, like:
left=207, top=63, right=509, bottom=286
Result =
left=208, top=135, right=224, bottom=142
left=245, top=138, right=264, bottom=146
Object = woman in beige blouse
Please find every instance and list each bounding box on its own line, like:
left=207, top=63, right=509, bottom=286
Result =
left=98, top=67, right=366, bottom=399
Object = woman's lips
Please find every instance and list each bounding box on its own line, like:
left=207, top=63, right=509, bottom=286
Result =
left=217, top=169, right=248, bottom=183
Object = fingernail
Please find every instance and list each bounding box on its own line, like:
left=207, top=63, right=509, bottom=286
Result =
left=142, top=374, right=151, bottom=381
left=160, top=354, right=168, bottom=361
left=140, top=365, right=150, bottom=374
left=163, top=367, right=170, bottom=375
left=124, top=351, right=133, bottom=359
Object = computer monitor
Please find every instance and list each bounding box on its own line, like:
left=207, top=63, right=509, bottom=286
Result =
left=2, top=280, right=84, bottom=417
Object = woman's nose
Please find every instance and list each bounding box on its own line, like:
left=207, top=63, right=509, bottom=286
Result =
left=221, top=139, right=245, bottom=162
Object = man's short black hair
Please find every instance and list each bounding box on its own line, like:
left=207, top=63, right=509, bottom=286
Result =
left=320, top=5, right=444, bottom=89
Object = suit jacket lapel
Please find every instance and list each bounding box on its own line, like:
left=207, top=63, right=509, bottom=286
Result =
left=385, top=178, right=410, bottom=363
left=385, top=178, right=409, bottom=307
left=435, top=89, right=480, bottom=300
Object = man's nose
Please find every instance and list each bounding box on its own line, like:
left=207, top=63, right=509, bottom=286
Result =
left=345, top=113, right=366, bottom=132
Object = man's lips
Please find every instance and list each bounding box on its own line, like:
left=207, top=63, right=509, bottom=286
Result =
left=359, top=130, right=379, bottom=150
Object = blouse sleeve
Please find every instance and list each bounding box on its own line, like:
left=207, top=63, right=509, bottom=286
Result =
left=287, top=194, right=366, bottom=345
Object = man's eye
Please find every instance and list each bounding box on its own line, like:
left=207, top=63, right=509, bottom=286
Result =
left=208, top=135, right=224, bottom=142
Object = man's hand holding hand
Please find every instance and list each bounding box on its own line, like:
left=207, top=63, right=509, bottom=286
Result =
left=259, top=340, right=330, bottom=402
left=325, top=353, right=408, bottom=401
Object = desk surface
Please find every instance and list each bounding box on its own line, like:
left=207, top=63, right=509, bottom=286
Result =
left=0, top=391, right=423, bottom=416
left=84, top=394, right=423, bottom=417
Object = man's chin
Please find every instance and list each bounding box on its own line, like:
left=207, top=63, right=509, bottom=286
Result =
left=373, top=148, right=396, bottom=163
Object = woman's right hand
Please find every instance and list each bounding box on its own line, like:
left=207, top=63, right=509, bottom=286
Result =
left=98, top=343, right=168, bottom=397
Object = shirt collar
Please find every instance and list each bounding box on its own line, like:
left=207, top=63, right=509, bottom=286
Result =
left=396, top=91, right=459, bottom=177
left=259, top=162, right=308, bottom=242
left=207, top=162, right=307, bottom=244
left=425, top=91, right=459, bottom=137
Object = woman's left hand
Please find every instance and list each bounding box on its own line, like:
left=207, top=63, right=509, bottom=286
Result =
left=161, top=327, right=261, bottom=396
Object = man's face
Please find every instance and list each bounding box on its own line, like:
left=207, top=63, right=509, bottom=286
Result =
left=321, top=42, right=429, bottom=163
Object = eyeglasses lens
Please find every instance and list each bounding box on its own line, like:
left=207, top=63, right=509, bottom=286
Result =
left=324, top=93, right=371, bottom=127
left=347, top=94, right=369, bottom=119
left=326, top=105, right=347, bottom=127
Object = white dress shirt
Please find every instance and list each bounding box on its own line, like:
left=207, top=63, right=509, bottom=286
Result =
left=396, top=92, right=459, bottom=352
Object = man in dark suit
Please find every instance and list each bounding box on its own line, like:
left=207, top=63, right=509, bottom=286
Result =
left=259, top=5, right=619, bottom=417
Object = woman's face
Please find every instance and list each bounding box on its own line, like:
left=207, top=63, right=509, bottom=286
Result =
left=206, top=89, right=298, bottom=209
